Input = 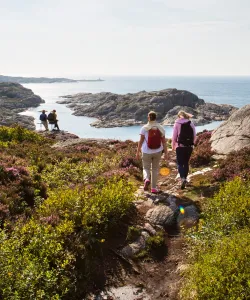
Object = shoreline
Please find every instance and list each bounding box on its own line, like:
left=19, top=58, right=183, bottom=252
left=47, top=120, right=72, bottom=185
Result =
left=18, top=78, right=246, bottom=140
left=57, top=88, right=236, bottom=129
left=21, top=106, right=222, bottom=141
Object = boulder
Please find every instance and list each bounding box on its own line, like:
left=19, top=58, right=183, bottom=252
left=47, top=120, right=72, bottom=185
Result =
left=211, top=104, right=250, bottom=155
left=145, top=205, right=176, bottom=227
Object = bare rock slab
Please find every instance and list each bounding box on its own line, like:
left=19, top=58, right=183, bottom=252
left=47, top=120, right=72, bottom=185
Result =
left=211, top=104, right=250, bottom=155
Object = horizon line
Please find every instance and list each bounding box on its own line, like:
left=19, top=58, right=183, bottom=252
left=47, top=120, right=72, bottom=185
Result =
left=2, top=73, right=250, bottom=78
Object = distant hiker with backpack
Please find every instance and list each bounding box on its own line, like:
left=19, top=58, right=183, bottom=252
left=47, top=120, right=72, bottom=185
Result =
left=172, top=110, right=196, bottom=189
left=47, top=109, right=60, bottom=131
left=39, top=110, right=48, bottom=131
left=136, top=111, right=168, bottom=194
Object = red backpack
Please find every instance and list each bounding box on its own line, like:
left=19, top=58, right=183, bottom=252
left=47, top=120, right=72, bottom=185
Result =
left=147, top=127, right=162, bottom=149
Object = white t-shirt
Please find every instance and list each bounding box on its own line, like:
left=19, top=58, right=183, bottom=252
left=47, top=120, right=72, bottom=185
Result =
left=140, top=127, right=164, bottom=154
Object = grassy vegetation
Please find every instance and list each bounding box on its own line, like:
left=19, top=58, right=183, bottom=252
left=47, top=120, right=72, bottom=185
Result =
left=1, top=126, right=249, bottom=299
left=0, top=126, right=139, bottom=299
left=181, top=178, right=250, bottom=299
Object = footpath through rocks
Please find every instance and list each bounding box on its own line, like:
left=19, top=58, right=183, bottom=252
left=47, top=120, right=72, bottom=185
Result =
left=90, top=150, right=200, bottom=300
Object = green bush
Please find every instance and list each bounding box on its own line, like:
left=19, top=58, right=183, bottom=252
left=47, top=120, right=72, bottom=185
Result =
left=203, top=177, right=250, bottom=237
left=181, top=229, right=250, bottom=300
left=0, top=172, right=135, bottom=299
left=0, top=125, right=43, bottom=144
left=0, top=131, right=140, bottom=298
left=40, top=155, right=118, bottom=189
left=0, top=220, right=75, bottom=300
left=181, top=178, right=250, bottom=299
left=39, top=176, right=134, bottom=232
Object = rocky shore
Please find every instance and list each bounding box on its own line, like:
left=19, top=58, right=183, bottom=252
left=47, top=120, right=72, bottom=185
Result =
left=0, top=82, right=44, bottom=130
left=58, top=89, right=237, bottom=128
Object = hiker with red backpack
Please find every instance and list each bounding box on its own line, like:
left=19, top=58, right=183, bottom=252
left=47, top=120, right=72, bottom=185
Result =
left=136, top=111, right=168, bottom=194
left=172, top=110, right=196, bottom=189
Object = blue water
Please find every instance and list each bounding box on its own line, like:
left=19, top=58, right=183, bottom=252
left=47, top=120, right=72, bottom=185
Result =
left=21, top=76, right=250, bottom=141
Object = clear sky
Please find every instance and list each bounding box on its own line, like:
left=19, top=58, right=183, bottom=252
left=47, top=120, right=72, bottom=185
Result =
left=1, top=0, right=250, bottom=77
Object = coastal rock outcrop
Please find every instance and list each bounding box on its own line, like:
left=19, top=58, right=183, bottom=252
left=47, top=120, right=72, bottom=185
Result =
left=58, top=89, right=236, bottom=128
left=0, top=75, right=104, bottom=84
left=211, top=104, right=250, bottom=155
left=0, top=82, right=44, bottom=129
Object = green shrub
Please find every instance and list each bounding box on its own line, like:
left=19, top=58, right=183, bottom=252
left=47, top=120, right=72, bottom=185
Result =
left=181, top=177, right=250, bottom=299
left=0, top=125, right=43, bottom=144
left=203, top=177, right=250, bottom=237
left=0, top=220, right=75, bottom=300
left=39, top=176, right=134, bottom=232
left=40, top=155, right=118, bottom=189
left=0, top=175, right=135, bottom=299
left=0, top=132, right=140, bottom=298
left=181, top=229, right=250, bottom=300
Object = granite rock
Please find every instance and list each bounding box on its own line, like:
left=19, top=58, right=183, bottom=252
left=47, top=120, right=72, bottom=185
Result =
left=211, top=104, right=250, bottom=155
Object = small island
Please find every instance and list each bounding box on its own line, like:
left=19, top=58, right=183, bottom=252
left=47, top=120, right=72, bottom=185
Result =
left=58, top=88, right=237, bottom=128
left=0, top=75, right=105, bottom=84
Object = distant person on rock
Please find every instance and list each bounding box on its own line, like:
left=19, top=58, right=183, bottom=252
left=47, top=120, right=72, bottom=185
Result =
left=39, top=110, right=48, bottom=131
left=136, top=111, right=168, bottom=194
left=47, top=109, right=60, bottom=131
left=172, top=110, right=196, bottom=189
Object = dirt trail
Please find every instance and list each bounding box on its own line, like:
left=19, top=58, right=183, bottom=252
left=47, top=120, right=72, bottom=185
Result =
left=91, top=150, right=198, bottom=300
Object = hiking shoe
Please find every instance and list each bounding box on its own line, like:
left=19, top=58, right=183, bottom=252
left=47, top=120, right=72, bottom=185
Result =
left=144, top=179, right=150, bottom=191
left=180, top=179, right=186, bottom=190
left=151, top=188, right=160, bottom=194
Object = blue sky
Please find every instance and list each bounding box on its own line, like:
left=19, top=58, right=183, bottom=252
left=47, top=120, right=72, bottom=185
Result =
left=1, top=0, right=250, bottom=76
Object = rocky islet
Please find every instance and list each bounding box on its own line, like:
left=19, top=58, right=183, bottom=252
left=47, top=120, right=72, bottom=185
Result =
left=58, top=88, right=237, bottom=128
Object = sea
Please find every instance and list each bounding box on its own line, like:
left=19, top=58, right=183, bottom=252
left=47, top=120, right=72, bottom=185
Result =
left=20, top=76, right=250, bottom=141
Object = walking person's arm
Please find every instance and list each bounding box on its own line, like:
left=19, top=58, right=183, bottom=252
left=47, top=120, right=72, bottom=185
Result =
left=172, top=123, right=178, bottom=150
left=191, top=122, right=196, bottom=144
left=136, top=135, right=145, bottom=160
left=161, top=136, right=168, bottom=160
